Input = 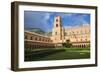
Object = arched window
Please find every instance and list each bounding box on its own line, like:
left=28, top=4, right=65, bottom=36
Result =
left=56, top=24, right=58, bottom=27
left=30, top=36, right=33, bottom=40
left=35, top=37, right=37, bottom=41
left=56, top=19, right=58, bottom=22
left=65, top=32, right=67, bottom=36
left=42, top=38, right=44, bottom=41
left=25, top=35, right=27, bottom=39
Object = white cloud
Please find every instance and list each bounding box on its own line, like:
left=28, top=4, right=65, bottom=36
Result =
left=44, top=13, right=50, bottom=20
left=62, top=14, right=73, bottom=18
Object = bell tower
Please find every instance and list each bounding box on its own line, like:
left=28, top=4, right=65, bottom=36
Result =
left=52, top=16, right=63, bottom=44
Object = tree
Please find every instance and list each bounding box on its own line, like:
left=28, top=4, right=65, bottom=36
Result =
left=62, top=39, right=72, bottom=48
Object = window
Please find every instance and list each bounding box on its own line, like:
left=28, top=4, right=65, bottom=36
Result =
left=42, top=38, right=44, bottom=41
left=47, top=39, right=49, bottom=42
left=65, top=32, right=67, bottom=36
left=56, top=19, right=58, bottom=22
left=30, top=37, right=33, bottom=40
left=56, top=24, right=58, bottom=27
left=25, top=36, right=27, bottom=39
left=50, top=40, right=52, bottom=42
left=39, top=38, right=41, bottom=41
left=35, top=37, right=37, bottom=41
left=46, top=39, right=48, bottom=42
left=72, top=31, right=74, bottom=34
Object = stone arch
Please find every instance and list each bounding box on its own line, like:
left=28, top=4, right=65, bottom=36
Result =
left=78, top=44, right=80, bottom=48
left=84, top=44, right=86, bottom=47
left=81, top=45, right=84, bottom=48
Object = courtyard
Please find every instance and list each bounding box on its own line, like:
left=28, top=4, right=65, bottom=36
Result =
left=25, top=47, right=90, bottom=61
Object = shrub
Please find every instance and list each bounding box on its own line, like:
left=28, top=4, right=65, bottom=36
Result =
left=62, top=42, right=72, bottom=48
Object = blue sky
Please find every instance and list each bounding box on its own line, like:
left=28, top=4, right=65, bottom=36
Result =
left=24, top=11, right=90, bottom=32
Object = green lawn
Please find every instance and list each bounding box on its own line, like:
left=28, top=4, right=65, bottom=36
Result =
left=25, top=47, right=90, bottom=61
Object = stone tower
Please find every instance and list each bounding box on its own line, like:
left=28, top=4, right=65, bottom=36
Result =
left=52, top=16, right=64, bottom=45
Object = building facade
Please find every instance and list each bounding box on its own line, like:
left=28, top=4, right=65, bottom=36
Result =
left=50, top=16, right=90, bottom=47
left=25, top=31, right=55, bottom=50
left=25, top=16, right=90, bottom=49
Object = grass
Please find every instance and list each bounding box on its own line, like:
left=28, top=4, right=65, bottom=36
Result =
left=24, top=47, right=90, bottom=61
